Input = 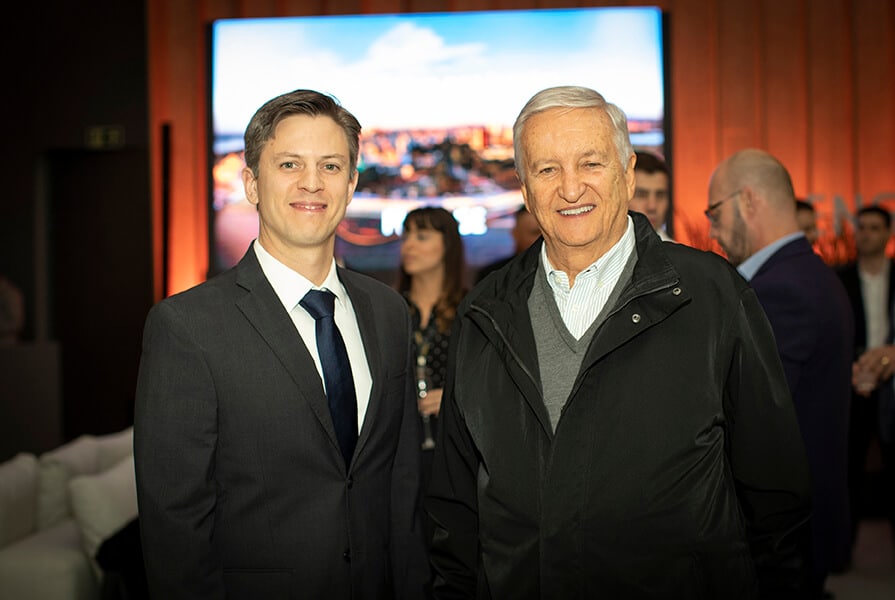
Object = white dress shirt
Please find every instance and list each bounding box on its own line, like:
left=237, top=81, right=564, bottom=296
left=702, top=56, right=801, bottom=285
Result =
left=253, top=240, right=372, bottom=432
left=542, top=216, right=636, bottom=339
left=860, top=265, right=890, bottom=350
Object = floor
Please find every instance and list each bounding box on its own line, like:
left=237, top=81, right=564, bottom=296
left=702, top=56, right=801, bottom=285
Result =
left=826, top=519, right=895, bottom=599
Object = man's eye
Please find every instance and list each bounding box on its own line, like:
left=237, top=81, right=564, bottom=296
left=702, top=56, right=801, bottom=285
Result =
left=281, top=161, right=296, bottom=169
left=323, top=163, right=340, bottom=172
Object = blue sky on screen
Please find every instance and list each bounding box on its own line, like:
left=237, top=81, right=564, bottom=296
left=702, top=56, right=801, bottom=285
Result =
left=212, top=7, right=664, bottom=136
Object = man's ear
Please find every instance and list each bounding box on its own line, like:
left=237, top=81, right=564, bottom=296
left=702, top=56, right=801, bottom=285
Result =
left=739, top=186, right=758, bottom=216
left=625, top=154, right=637, bottom=201
left=242, top=167, right=259, bottom=206
left=520, top=177, right=530, bottom=210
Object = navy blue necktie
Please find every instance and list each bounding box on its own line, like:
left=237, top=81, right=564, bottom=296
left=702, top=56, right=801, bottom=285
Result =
left=300, top=289, right=358, bottom=468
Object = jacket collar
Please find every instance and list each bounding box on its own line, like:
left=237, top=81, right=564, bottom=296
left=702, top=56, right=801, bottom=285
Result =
left=470, top=212, right=680, bottom=318
left=463, top=214, right=686, bottom=438
left=232, top=249, right=380, bottom=473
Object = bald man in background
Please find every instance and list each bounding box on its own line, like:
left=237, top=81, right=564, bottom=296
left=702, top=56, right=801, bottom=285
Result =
left=707, top=148, right=854, bottom=599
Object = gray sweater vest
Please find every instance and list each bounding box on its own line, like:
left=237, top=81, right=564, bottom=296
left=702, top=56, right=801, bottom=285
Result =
left=528, top=250, right=638, bottom=431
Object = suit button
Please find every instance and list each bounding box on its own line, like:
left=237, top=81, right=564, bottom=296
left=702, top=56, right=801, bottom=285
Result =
left=347, top=477, right=354, bottom=489
left=343, top=549, right=351, bottom=562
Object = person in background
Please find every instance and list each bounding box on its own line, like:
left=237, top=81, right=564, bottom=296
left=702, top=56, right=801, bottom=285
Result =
left=134, top=89, right=429, bottom=599
left=630, top=150, right=673, bottom=241
left=397, top=205, right=467, bottom=547
left=707, top=148, right=854, bottom=598
left=796, top=199, right=819, bottom=246
left=837, top=205, right=895, bottom=561
left=475, top=205, right=541, bottom=283
left=427, top=85, right=811, bottom=598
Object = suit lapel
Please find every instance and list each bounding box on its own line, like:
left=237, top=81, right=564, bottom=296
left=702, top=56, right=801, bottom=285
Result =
left=339, top=269, right=383, bottom=463
left=233, top=250, right=342, bottom=452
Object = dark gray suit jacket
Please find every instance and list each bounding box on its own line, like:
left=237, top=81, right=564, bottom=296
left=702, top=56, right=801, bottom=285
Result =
left=134, top=247, right=429, bottom=599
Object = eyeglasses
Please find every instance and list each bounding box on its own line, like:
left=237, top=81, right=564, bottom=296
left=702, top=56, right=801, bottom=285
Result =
left=704, top=189, right=742, bottom=224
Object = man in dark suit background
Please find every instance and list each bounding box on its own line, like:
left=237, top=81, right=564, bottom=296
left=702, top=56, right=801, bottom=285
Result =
left=134, top=89, right=429, bottom=599
left=836, top=205, right=895, bottom=559
left=708, top=148, right=854, bottom=598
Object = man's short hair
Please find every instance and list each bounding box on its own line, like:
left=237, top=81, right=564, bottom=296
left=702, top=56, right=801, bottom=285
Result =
left=795, top=198, right=814, bottom=213
left=513, top=86, right=633, bottom=182
left=243, top=89, right=361, bottom=177
left=857, top=205, right=892, bottom=229
left=634, top=151, right=669, bottom=177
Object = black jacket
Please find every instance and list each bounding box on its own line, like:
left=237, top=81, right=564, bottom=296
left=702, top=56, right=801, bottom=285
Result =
left=427, top=213, right=811, bottom=599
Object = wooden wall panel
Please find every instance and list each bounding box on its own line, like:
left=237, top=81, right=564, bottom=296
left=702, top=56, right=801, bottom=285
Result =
left=666, top=0, right=718, bottom=246
left=149, top=0, right=211, bottom=293
left=534, top=0, right=576, bottom=8
left=147, top=1, right=169, bottom=299
left=280, top=0, right=327, bottom=15
left=238, top=0, right=279, bottom=17
left=326, top=0, right=364, bottom=15
left=762, top=0, right=810, bottom=194
left=365, top=0, right=405, bottom=13
left=494, top=0, right=538, bottom=10
left=148, top=0, right=895, bottom=295
left=409, top=0, right=449, bottom=12
left=807, top=0, right=854, bottom=204
left=853, top=0, right=895, bottom=206
left=716, top=0, right=761, bottom=156
left=446, top=0, right=488, bottom=13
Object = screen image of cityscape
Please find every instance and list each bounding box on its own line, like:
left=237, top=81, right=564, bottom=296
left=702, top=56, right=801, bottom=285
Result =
left=210, top=7, right=665, bottom=274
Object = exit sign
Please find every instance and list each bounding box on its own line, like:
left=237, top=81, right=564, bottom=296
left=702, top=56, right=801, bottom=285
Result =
left=85, top=125, right=125, bottom=149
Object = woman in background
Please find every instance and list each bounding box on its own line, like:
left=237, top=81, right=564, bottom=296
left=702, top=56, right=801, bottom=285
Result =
left=398, top=206, right=467, bottom=492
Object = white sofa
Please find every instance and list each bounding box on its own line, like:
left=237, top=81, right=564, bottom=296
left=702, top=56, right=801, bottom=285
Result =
left=0, top=427, right=137, bottom=600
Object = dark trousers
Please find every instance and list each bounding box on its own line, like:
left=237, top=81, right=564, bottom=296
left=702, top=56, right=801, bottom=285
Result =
left=847, top=391, right=895, bottom=550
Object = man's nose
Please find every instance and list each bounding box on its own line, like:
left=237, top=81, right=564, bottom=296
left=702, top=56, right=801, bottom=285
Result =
left=559, top=171, right=584, bottom=202
left=297, top=168, right=323, bottom=192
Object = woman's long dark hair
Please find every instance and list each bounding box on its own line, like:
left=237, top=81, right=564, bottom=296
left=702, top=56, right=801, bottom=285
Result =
left=398, top=206, right=467, bottom=333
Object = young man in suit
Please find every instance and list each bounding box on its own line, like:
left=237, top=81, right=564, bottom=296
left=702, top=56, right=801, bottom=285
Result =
left=708, top=148, right=855, bottom=598
left=134, top=89, right=429, bottom=599
left=836, top=205, right=895, bottom=560
left=630, top=150, right=674, bottom=241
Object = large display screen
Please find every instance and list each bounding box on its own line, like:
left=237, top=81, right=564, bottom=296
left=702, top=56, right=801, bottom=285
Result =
left=209, top=7, right=667, bottom=281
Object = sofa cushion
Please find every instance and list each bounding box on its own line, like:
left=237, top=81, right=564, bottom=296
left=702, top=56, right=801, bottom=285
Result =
left=0, top=452, right=39, bottom=547
left=95, top=427, right=134, bottom=472
left=68, top=454, right=138, bottom=578
left=0, top=518, right=99, bottom=600
left=36, top=435, right=99, bottom=530
left=36, top=427, right=135, bottom=531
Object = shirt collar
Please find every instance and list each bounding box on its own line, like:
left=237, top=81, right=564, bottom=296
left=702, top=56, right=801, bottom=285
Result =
left=737, top=231, right=804, bottom=281
left=540, top=215, right=635, bottom=290
left=252, top=239, right=345, bottom=312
